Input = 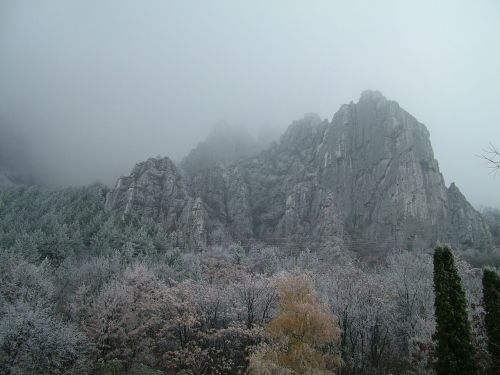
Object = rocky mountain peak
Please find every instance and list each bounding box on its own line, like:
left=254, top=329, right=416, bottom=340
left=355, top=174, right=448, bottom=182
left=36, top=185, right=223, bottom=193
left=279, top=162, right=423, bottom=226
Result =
left=130, top=157, right=178, bottom=177
left=105, top=156, right=208, bottom=250
left=181, top=123, right=261, bottom=176
left=279, top=113, right=326, bottom=152
left=447, top=182, right=492, bottom=248
left=359, top=89, right=386, bottom=102
left=106, top=91, right=492, bottom=253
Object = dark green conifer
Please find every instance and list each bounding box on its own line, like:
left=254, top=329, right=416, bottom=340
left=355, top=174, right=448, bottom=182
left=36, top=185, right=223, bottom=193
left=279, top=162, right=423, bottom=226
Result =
left=433, top=246, right=476, bottom=375
left=483, top=269, right=500, bottom=375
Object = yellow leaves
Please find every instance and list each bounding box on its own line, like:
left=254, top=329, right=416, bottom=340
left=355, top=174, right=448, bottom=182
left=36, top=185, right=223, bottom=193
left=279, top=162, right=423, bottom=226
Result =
left=267, top=275, right=340, bottom=347
left=249, top=274, right=342, bottom=374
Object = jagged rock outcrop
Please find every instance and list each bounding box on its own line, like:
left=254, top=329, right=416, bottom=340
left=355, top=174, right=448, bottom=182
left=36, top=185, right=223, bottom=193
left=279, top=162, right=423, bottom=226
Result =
left=188, top=165, right=253, bottom=239
left=481, top=207, right=500, bottom=246
left=447, top=183, right=492, bottom=249
left=106, top=91, right=492, bottom=252
left=105, top=157, right=208, bottom=249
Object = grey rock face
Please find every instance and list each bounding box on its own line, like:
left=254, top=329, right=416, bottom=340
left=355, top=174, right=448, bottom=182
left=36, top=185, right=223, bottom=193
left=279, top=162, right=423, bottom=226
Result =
left=187, top=164, right=253, bottom=241
left=105, top=157, right=208, bottom=250
left=106, top=91, right=492, bottom=252
left=447, top=183, right=492, bottom=249
left=316, top=91, right=451, bottom=249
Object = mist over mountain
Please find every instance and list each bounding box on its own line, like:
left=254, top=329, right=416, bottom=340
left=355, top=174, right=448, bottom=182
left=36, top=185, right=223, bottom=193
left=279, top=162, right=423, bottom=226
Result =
left=1, top=1, right=499, bottom=207
left=180, top=123, right=268, bottom=175
left=1, top=90, right=496, bottom=253
left=105, top=91, right=492, bottom=254
left=1, top=3, right=500, bottom=373
left=0, top=125, right=37, bottom=186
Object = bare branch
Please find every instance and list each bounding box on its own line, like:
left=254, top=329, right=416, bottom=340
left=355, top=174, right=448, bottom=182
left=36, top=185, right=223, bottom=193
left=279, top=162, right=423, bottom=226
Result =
left=478, top=143, right=500, bottom=176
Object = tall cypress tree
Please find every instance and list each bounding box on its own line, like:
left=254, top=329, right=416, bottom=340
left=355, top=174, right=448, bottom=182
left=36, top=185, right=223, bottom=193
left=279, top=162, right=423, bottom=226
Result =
left=433, top=246, right=476, bottom=375
left=483, top=269, right=500, bottom=375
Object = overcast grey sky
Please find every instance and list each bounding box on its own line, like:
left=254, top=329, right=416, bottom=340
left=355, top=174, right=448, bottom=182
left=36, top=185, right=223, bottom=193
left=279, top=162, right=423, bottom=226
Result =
left=0, top=0, right=499, bottom=208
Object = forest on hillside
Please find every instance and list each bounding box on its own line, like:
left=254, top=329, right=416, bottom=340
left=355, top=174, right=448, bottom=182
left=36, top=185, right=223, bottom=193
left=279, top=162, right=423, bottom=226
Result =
left=2, top=1, right=500, bottom=374
left=0, top=184, right=499, bottom=374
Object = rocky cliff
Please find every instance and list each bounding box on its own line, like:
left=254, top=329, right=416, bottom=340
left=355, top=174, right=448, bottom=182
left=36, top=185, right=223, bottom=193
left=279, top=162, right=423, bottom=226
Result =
left=105, top=91, right=492, bottom=252
left=105, top=158, right=208, bottom=250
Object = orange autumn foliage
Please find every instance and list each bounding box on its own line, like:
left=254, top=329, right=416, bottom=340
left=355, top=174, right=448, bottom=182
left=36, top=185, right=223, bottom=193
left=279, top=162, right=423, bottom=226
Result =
left=249, top=274, right=342, bottom=374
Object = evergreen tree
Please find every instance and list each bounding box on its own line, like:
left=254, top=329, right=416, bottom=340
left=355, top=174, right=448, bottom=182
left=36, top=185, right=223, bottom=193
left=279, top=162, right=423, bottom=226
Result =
left=433, top=246, right=476, bottom=375
left=483, top=269, right=500, bottom=374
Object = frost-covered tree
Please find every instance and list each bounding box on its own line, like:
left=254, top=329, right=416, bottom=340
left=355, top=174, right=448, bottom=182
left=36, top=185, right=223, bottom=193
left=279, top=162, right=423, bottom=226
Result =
left=0, top=303, right=90, bottom=374
left=86, top=263, right=167, bottom=370
left=384, top=250, right=435, bottom=373
left=319, top=262, right=401, bottom=374
left=0, top=255, right=54, bottom=313
left=234, top=274, right=279, bottom=329
left=160, top=272, right=270, bottom=374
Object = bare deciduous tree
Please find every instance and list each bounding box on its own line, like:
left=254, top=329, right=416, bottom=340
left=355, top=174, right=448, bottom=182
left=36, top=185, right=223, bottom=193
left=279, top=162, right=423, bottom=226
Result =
left=479, top=144, right=500, bottom=174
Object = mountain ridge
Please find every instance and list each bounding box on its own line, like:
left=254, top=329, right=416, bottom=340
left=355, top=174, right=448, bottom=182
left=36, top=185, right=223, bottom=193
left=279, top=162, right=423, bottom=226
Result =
left=105, top=91, right=492, bottom=253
